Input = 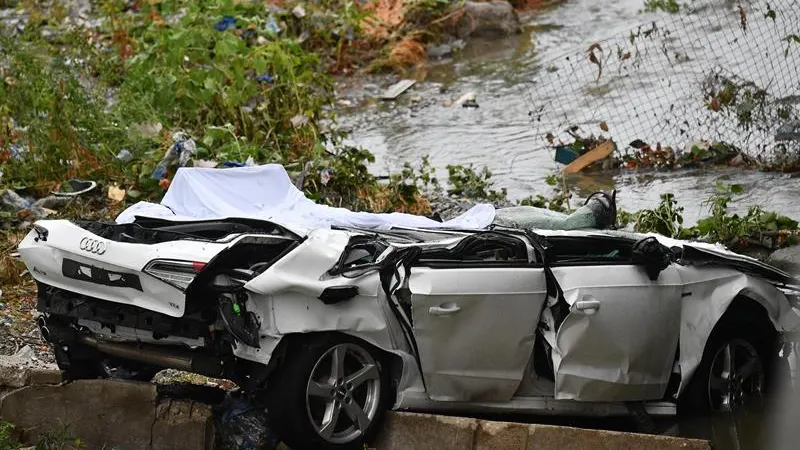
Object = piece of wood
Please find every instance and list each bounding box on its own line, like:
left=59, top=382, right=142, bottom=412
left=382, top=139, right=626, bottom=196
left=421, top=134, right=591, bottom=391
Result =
left=380, top=79, right=416, bottom=100
left=562, top=140, right=615, bottom=174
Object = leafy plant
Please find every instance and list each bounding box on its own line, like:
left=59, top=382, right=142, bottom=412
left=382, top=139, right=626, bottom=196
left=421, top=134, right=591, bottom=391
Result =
left=0, top=421, right=21, bottom=450
left=643, top=0, right=682, bottom=14
left=35, top=422, right=84, bottom=450
left=694, top=182, right=798, bottom=250
left=630, top=183, right=799, bottom=253
left=445, top=164, right=507, bottom=202
left=634, top=193, right=685, bottom=238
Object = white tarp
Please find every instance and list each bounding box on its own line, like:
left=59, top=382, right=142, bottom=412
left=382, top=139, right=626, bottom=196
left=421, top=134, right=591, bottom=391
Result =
left=116, top=164, right=496, bottom=230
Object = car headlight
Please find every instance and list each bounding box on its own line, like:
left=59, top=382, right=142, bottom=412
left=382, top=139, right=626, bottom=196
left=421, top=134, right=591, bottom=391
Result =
left=144, top=259, right=206, bottom=291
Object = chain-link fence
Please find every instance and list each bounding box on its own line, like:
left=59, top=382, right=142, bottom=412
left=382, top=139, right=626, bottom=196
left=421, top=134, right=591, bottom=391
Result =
left=527, top=0, right=800, bottom=170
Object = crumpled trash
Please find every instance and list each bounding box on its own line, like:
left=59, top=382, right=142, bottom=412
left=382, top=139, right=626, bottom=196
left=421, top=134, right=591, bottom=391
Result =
left=427, top=43, right=453, bottom=59
left=256, top=73, right=274, bottom=84
left=1, top=189, right=32, bottom=210
left=320, top=168, right=334, bottom=186
left=222, top=156, right=256, bottom=168
left=215, top=15, right=236, bottom=32
left=292, top=5, right=307, bottom=18
left=456, top=92, right=479, bottom=108
left=116, top=149, right=134, bottom=162
left=51, top=179, right=97, bottom=197
left=33, top=196, right=71, bottom=209
left=151, top=132, right=197, bottom=179
left=266, top=15, right=281, bottom=34
left=493, top=190, right=618, bottom=231
left=8, top=144, right=25, bottom=160
left=215, top=391, right=280, bottom=450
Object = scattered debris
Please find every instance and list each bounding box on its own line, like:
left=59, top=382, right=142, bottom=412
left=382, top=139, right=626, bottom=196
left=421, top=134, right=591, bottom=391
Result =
left=194, top=160, right=219, bottom=168
left=256, top=73, right=274, bottom=84
left=131, top=122, right=163, bottom=138
left=427, top=43, right=453, bottom=59
left=290, top=114, right=309, bottom=128
left=214, top=15, right=236, bottom=32
left=563, top=140, right=616, bottom=174
left=151, top=132, right=197, bottom=179
left=455, top=92, right=479, bottom=108
left=108, top=185, right=126, bottom=202
left=320, top=168, right=333, bottom=185
left=265, top=15, right=281, bottom=34
left=116, top=149, right=134, bottom=162
left=292, top=5, right=307, bottom=19
left=380, top=79, right=416, bottom=100
left=51, top=179, right=97, bottom=197
left=216, top=392, right=281, bottom=450
left=1, top=189, right=32, bottom=210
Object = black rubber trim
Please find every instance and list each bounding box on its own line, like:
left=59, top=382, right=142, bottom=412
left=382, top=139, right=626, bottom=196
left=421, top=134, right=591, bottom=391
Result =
left=62, top=258, right=143, bottom=291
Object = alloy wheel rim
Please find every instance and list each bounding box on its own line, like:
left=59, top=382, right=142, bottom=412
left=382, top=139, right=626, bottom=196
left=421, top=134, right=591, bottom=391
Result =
left=707, top=338, right=764, bottom=412
left=305, top=343, right=381, bottom=444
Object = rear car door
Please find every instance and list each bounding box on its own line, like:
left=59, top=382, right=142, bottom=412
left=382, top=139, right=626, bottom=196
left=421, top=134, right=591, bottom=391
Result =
left=543, top=235, right=683, bottom=402
left=407, top=233, right=548, bottom=402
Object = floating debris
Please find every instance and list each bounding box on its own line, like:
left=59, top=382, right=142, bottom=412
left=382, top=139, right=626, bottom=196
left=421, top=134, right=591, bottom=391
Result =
left=380, top=79, right=416, bottom=100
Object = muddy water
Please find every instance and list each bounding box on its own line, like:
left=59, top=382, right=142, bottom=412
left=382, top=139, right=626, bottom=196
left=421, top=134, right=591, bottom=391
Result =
left=338, top=0, right=800, bottom=224
left=337, top=0, right=800, bottom=448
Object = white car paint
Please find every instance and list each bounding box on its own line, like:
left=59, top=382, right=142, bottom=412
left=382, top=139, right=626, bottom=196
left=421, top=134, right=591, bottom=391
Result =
left=548, top=264, right=683, bottom=402
left=17, top=220, right=228, bottom=317
left=17, top=219, right=800, bottom=416
left=409, top=266, right=548, bottom=402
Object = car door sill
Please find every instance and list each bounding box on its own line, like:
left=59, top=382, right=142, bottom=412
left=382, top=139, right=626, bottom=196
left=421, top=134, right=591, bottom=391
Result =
left=396, top=391, right=677, bottom=417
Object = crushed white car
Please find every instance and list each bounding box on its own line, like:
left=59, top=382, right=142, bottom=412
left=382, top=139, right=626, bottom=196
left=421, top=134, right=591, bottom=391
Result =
left=17, top=165, right=800, bottom=450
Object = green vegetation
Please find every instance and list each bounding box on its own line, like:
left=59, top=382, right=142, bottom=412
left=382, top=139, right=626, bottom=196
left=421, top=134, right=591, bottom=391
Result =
left=0, top=421, right=84, bottom=450
left=643, top=0, right=682, bottom=14
left=0, top=421, right=21, bottom=450
left=445, top=164, right=508, bottom=202
left=629, top=182, right=799, bottom=253
left=0, top=0, right=433, bottom=215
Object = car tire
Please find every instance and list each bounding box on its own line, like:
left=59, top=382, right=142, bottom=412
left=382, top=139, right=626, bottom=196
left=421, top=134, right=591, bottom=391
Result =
left=680, top=318, right=777, bottom=413
left=265, top=334, right=391, bottom=450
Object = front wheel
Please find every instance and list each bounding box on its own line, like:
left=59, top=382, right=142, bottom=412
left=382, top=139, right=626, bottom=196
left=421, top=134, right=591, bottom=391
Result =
left=681, top=320, right=776, bottom=413
left=265, top=334, right=390, bottom=450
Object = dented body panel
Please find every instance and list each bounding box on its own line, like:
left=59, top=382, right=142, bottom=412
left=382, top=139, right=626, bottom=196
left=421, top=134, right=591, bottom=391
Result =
left=549, top=264, right=683, bottom=401
left=409, top=266, right=548, bottom=402
left=17, top=217, right=800, bottom=418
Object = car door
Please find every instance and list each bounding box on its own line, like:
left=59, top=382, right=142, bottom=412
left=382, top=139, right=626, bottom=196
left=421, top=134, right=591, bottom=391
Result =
left=542, top=235, right=683, bottom=402
left=409, top=263, right=548, bottom=403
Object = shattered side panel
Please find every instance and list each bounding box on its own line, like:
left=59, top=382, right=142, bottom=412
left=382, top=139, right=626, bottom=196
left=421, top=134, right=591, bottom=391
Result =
left=549, top=265, right=683, bottom=401
left=409, top=267, right=548, bottom=402
left=675, top=265, right=800, bottom=396
left=238, top=229, right=410, bottom=369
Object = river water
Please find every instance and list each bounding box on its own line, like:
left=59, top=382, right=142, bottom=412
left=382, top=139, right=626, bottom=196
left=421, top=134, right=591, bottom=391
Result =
left=337, top=0, right=800, bottom=448
left=339, top=0, right=800, bottom=225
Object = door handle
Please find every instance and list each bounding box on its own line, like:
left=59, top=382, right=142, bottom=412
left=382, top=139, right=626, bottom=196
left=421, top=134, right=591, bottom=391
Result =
left=429, top=302, right=461, bottom=316
left=573, top=299, right=600, bottom=315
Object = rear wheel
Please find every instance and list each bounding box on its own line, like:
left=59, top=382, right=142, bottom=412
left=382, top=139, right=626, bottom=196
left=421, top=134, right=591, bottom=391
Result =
left=265, top=334, right=390, bottom=450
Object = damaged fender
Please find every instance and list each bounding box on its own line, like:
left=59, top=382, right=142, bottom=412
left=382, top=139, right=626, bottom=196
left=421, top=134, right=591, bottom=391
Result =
left=235, top=229, right=405, bottom=367
left=674, top=265, right=800, bottom=396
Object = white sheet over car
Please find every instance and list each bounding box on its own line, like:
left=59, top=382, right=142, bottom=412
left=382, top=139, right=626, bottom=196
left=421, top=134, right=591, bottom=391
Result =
left=115, top=164, right=496, bottom=230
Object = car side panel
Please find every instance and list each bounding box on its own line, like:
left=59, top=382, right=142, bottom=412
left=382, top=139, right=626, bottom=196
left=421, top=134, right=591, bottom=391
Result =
left=549, top=265, right=683, bottom=401
left=409, top=266, right=548, bottom=402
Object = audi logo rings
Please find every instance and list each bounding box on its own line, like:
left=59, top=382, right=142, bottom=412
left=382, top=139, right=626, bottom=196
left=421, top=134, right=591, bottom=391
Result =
left=79, top=237, right=107, bottom=255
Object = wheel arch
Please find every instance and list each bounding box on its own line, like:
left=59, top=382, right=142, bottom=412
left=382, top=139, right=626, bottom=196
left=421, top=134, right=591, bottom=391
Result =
left=269, top=331, right=405, bottom=403
left=676, top=290, right=780, bottom=399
